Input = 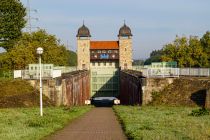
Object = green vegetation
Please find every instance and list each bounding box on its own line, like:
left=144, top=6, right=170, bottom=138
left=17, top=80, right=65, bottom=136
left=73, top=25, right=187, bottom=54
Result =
left=0, top=0, right=26, bottom=51
left=145, top=31, right=210, bottom=67
left=114, top=106, right=210, bottom=140
left=0, top=0, right=77, bottom=70
left=189, top=108, right=209, bottom=117
left=162, top=34, right=209, bottom=67
left=144, top=50, right=163, bottom=65
left=0, top=30, right=77, bottom=70
left=0, top=106, right=91, bottom=140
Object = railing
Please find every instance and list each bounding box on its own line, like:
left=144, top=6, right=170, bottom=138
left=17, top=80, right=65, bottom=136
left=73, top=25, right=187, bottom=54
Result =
left=21, top=70, right=53, bottom=79
left=132, top=67, right=210, bottom=77
left=53, top=66, right=77, bottom=74
left=14, top=66, right=78, bottom=80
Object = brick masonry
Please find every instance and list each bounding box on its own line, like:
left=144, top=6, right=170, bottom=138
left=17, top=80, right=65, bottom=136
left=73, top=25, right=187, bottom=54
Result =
left=119, top=37, right=132, bottom=70
left=77, top=38, right=90, bottom=70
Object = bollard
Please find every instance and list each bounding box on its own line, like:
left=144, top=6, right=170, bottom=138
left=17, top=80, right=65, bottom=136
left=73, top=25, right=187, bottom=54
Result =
left=205, top=88, right=210, bottom=110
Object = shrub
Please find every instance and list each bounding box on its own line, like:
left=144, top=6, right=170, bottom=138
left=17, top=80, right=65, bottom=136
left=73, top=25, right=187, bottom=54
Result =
left=189, top=108, right=209, bottom=117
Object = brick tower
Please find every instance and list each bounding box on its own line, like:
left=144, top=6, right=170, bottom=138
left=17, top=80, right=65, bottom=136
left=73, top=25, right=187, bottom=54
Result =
left=76, top=24, right=91, bottom=70
left=118, top=23, right=133, bottom=70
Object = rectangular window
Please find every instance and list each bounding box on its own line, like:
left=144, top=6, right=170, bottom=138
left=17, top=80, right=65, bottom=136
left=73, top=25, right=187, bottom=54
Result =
left=103, top=62, right=106, bottom=66
left=98, top=63, right=101, bottom=66
left=92, top=62, right=95, bottom=66
left=114, top=50, right=118, bottom=53
left=97, top=50, right=101, bottom=53
left=102, top=50, right=106, bottom=53
left=108, top=50, right=112, bottom=53
left=109, top=62, right=112, bottom=66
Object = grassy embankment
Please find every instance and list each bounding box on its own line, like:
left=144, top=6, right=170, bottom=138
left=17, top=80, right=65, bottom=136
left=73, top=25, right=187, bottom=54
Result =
left=0, top=106, right=92, bottom=140
left=114, top=106, right=210, bottom=140
left=0, top=79, right=53, bottom=107
left=0, top=79, right=92, bottom=140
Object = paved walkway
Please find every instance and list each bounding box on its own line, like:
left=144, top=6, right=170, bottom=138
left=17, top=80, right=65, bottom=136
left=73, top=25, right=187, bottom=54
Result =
left=46, top=107, right=127, bottom=140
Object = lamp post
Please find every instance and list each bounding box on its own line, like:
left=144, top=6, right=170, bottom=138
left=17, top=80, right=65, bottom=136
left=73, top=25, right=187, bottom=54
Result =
left=36, top=47, right=43, bottom=116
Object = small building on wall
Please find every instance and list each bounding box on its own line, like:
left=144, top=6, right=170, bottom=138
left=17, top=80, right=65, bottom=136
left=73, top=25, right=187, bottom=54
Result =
left=76, top=23, right=133, bottom=70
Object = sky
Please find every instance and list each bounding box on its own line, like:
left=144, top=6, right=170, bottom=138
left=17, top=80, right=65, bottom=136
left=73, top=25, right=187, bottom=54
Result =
left=19, top=0, right=210, bottom=59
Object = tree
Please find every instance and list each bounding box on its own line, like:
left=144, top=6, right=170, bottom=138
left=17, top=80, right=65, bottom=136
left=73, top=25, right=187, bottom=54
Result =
left=200, top=31, right=210, bottom=66
left=0, top=30, right=77, bottom=70
left=0, top=0, right=26, bottom=51
left=144, top=49, right=163, bottom=65
left=133, top=59, right=145, bottom=66
left=161, top=36, right=209, bottom=67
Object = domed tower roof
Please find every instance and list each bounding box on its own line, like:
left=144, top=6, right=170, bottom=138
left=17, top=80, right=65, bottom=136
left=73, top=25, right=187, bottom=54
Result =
left=76, top=24, right=91, bottom=37
left=118, top=23, right=132, bottom=37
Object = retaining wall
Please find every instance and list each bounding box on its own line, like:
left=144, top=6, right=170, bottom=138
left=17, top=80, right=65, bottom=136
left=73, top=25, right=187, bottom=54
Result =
left=29, top=70, right=90, bottom=106
left=120, top=70, right=145, bottom=105
left=120, top=70, right=210, bottom=107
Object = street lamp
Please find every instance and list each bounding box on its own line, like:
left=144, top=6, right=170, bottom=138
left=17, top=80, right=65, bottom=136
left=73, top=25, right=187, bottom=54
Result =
left=36, top=47, right=43, bottom=116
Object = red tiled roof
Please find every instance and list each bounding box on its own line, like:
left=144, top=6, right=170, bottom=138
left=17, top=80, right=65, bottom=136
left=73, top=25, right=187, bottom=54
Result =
left=90, top=41, right=119, bottom=50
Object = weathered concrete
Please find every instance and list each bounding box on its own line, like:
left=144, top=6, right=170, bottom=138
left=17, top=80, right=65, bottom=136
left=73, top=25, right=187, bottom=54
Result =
left=28, top=70, right=90, bottom=106
left=206, top=88, right=210, bottom=109
left=46, top=108, right=127, bottom=140
left=120, top=70, right=210, bottom=106
left=120, top=70, right=144, bottom=105
left=142, top=78, right=175, bottom=105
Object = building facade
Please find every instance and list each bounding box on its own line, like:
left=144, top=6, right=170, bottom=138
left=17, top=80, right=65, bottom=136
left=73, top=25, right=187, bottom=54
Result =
left=77, top=23, right=133, bottom=70
left=76, top=23, right=133, bottom=97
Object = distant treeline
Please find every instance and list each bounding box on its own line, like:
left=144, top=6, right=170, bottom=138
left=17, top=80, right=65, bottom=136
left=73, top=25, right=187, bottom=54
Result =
left=143, top=31, right=210, bottom=68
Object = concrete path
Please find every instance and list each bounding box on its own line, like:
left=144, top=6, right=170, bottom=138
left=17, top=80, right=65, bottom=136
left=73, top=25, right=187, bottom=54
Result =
left=46, top=107, right=127, bottom=140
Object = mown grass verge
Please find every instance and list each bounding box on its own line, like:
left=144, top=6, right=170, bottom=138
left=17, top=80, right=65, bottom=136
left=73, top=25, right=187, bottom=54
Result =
left=113, top=106, right=210, bottom=140
left=0, top=106, right=92, bottom=140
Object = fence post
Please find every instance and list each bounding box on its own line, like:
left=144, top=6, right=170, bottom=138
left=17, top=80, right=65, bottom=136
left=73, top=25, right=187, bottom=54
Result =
left=178, top=68, right=180, bottom=77
left=205, top=88, right=210, bottom=110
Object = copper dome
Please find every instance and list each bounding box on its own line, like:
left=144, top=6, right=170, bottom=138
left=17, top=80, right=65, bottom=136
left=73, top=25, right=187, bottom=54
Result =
left=118, top=24, right=132, bottom=37
left=76, top=24, right=91, bottom=37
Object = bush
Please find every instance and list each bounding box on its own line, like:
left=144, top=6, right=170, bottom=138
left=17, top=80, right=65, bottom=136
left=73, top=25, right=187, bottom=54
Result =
left=189, top=108, right=209, bottom=117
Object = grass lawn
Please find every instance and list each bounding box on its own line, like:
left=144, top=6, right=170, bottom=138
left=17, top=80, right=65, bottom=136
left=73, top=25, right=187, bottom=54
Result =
left=0, top=106, right=92, bottom=140
left=113, top=106, right=210, bottom=140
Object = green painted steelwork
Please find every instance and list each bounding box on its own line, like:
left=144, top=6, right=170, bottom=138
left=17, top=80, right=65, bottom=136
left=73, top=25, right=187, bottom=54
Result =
left=91, top=67, right=119, bottom=97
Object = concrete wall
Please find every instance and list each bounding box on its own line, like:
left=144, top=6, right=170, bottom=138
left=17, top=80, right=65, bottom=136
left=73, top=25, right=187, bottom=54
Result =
left=206, top=88, right=210, bottom=109
left=29, top=70, right=90, bottom=106
left=120, top=70, right=210, bottom=107
left=120, top=70, right=144, bottom=105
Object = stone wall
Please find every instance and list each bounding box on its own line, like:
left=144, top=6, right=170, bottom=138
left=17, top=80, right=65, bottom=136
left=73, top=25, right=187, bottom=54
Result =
left=206, top=88, right=210, bottom=109
left=28, top=70, right=90, bottom=106
left=142, top=78, right=175, bottom=105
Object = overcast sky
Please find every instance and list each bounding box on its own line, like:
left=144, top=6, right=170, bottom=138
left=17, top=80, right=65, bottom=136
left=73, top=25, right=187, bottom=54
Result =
left=20, top=0, right=210, bottom=59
